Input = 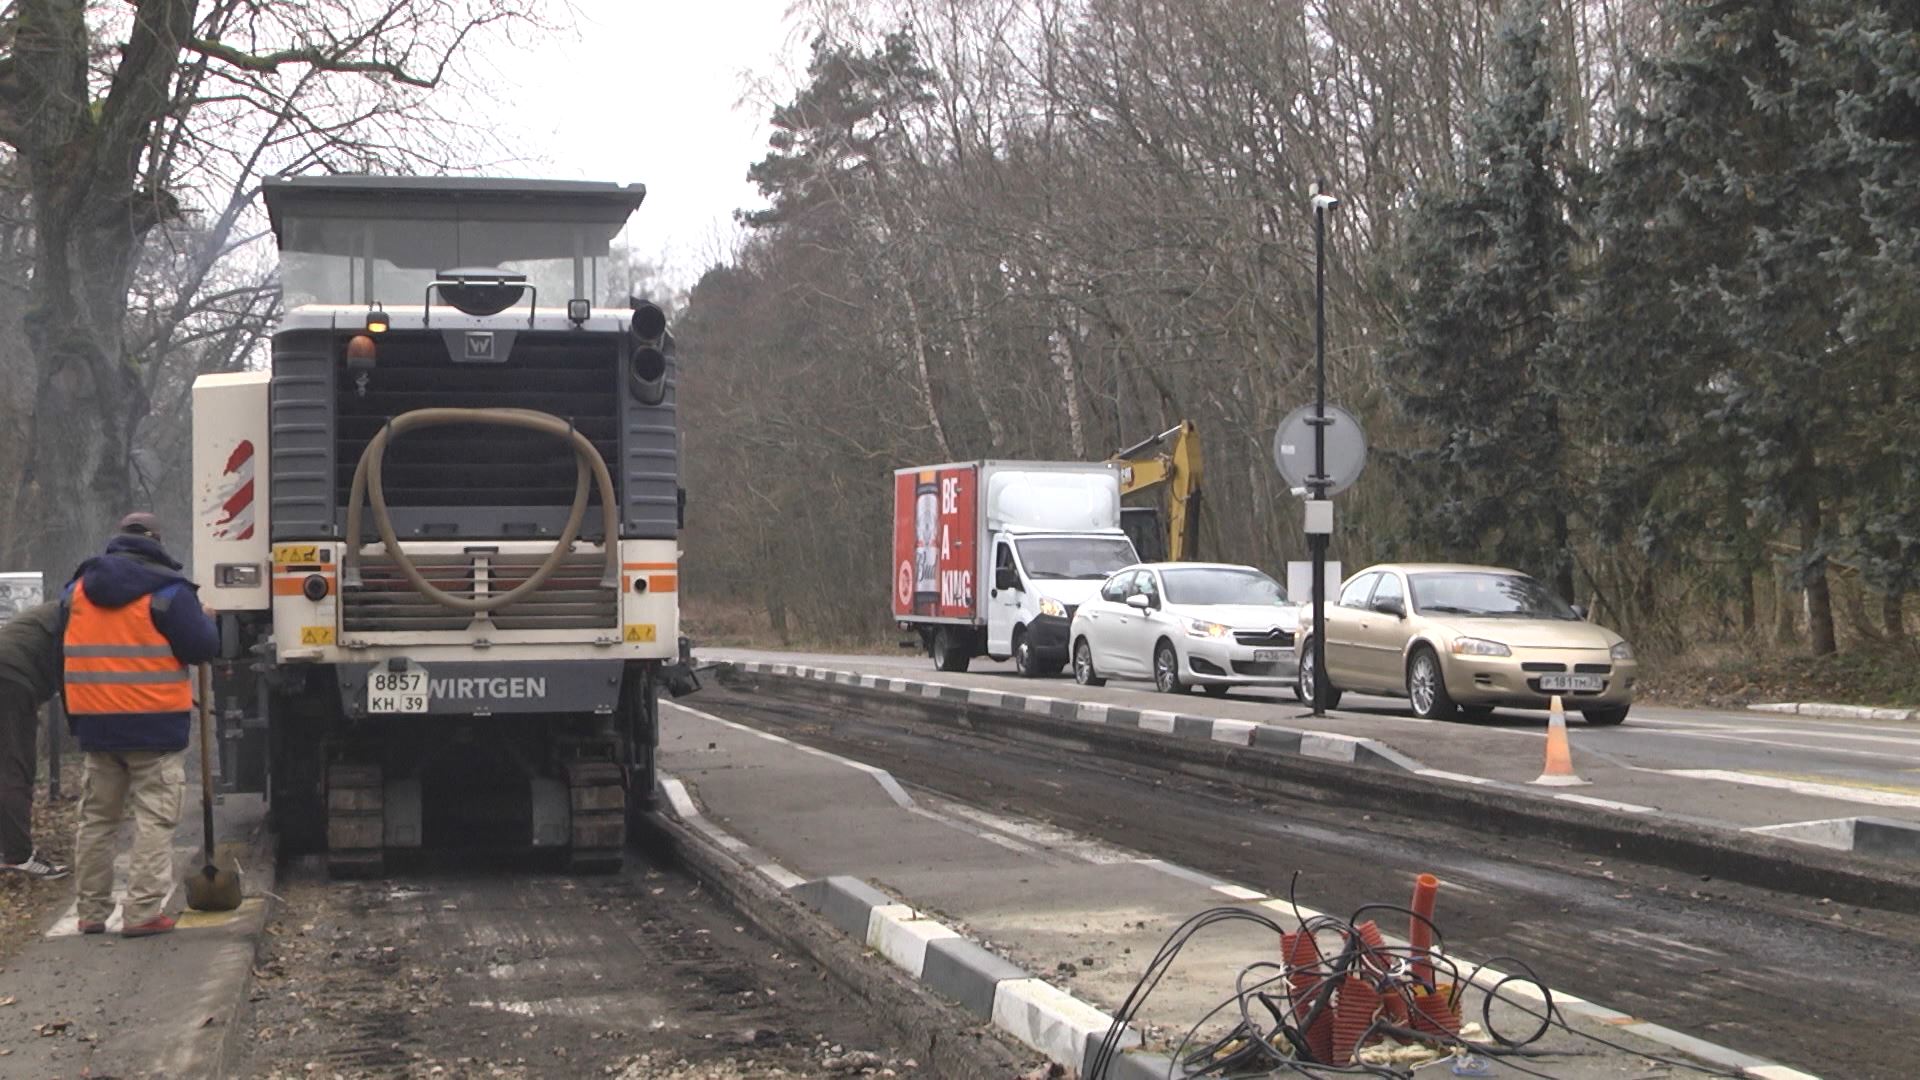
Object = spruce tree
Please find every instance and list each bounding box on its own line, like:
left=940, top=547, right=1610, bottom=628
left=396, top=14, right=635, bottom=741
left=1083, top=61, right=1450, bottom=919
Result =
left=1588, top=0, right=1847, bottom=654
left=1381, top=0, right=1583, bottom=600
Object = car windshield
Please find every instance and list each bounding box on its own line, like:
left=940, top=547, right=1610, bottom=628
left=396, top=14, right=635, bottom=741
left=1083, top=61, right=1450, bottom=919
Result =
left=1408, top=572, right=1578, bottom=620
left=1161, top=568, right=1289, bottom=606
left=1017, top=537, right=1139, bottom=580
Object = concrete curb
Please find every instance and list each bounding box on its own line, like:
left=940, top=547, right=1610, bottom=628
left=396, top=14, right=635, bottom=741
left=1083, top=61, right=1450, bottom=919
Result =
left=658, top=751, right=1821, bottom=1080
left=787, top=876, right=1146, bottom=1074
left=715, top=659, right=1920, bottom=914
left=1750, top=701, right=1918, bottom=722
left=641, top=779, right=1033, bottom=1080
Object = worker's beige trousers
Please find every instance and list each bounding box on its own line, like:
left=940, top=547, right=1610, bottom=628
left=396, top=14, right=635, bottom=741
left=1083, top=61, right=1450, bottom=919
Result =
left=74, top=750, right=185, bottom=925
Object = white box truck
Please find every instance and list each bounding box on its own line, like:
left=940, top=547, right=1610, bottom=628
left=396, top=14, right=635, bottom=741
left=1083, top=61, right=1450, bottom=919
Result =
left=892, top=461, right=1139, bottom=674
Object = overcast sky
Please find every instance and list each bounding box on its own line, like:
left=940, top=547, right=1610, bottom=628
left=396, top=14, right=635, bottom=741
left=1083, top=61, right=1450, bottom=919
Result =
left=501, top=0, right=814, bottom=288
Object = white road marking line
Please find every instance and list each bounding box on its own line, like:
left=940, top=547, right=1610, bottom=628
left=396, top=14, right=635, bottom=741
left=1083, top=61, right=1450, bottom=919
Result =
left=1553, top=793, right=1655, bottom=813
left=915, top=797, right=1137, bottom=864
left=1642, top=768, right=1920, bottom=810
left=665, top=700, right=916, bottom=809
left=1642, top=730, right=1920, bottom=762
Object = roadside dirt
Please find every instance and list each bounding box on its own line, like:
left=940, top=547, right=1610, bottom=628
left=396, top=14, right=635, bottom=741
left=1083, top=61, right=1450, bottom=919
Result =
left=235, top=858, right=923, bottom=1080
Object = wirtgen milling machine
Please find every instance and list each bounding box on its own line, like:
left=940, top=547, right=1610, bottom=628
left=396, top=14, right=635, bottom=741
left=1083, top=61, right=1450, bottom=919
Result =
left=193, top=176, right=699, bottom=876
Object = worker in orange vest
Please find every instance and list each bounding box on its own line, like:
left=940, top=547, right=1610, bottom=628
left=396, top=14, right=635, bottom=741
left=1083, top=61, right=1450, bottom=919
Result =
left=62, top=513, right=219, bottom=937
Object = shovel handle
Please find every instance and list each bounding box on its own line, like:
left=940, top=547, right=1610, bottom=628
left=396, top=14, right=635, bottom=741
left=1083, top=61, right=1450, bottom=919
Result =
left=198, top=664, right=217, bottom=862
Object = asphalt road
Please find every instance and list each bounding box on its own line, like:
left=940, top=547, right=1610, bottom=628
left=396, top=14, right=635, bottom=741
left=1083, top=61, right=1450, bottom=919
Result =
left=692, top=682, right=1920, bottom=1079
left=713, top=649, right=1920, bottom=826
left=232, top=852, right=924, bottom=1079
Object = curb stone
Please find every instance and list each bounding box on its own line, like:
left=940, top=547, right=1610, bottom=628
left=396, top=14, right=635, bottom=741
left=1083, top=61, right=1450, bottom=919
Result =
left=1750, top=701, right=1917, bottom=721
left=641, top=786, right=1032, bottom=1080
left=661, top=698, right=1826, bottom=1080
left=708, top=658, right=1920, bottom=912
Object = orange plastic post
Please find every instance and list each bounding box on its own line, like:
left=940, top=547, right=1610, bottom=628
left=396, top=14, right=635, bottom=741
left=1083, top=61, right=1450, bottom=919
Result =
left=1409, top=873, right=1439, bottom=984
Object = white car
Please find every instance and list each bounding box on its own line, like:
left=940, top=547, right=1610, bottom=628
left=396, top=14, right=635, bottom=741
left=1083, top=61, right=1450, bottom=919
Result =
left=1069, top=563, right=1302, bottom=696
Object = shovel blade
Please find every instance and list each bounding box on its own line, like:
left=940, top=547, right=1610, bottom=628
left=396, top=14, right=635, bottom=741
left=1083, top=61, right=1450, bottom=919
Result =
left=184, top=864, right=244, bottom=912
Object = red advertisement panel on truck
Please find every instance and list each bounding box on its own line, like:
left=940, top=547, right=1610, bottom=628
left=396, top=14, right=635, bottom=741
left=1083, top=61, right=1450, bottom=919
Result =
left=892, top=465, right=978, bottom=621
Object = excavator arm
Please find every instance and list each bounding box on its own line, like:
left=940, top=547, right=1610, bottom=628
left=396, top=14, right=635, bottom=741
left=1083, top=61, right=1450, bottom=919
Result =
left=1111, top=421, right=1203, bottom=562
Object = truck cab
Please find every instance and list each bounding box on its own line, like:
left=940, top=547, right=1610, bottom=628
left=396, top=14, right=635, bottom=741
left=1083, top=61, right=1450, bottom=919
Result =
left=987, top=529, right=1139, bottom=674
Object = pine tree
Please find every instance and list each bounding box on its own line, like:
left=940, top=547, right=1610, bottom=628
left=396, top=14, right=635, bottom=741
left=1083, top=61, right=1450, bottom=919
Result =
left=1588, top=0, right=1851, bottom=654
left=1381, top=0, right=1584, bottom=600
left=742, top=31, right=935, bottom=233
left=1797, top=4, right=1920, bottom=637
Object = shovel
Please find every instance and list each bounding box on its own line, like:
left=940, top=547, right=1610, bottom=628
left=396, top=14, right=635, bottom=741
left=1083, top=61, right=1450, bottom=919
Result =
left=184, top=664, right=243, bottom=912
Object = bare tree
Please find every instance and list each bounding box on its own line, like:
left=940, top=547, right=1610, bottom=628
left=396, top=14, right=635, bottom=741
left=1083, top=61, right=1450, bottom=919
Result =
left=0, top=0, right=548, bottom=579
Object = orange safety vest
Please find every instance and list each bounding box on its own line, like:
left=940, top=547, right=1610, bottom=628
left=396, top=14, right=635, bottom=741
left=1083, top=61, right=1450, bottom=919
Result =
left=62, top=580, right=191, bottom=716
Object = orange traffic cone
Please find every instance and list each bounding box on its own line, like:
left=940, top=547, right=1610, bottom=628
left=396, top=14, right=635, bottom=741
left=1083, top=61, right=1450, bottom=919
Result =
left=1529, top=695, right=1589, bottom=787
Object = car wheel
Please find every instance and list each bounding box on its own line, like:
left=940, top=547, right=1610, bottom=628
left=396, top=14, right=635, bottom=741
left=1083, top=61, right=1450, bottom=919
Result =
left=1582, top=706, right=1630, bottom=726
left=1460, top=705, right=1495, bottom=721
left=1153, top=640, right=1185, bottom=694
left=1297, top=643, right=1342, bottom=709
left=1407, top=647, right=1458, bottom=720
left=932, top=628, right=971, bottom=673
left=1073, top=638, right=1105, bottom=687
left=1203, top=684, right=1230, bottom=698
left=1013, top=629, right=1039, bottom=677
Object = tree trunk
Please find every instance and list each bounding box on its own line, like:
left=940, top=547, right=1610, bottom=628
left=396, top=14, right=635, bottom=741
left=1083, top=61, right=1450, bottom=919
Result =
left=898, top=289, right=952, bottom=459
left=1739, top=563, right=1756, bottom=634
left=1552, top=506, right=1574, bottom=603
left=1796, top=444, right=1837, bottom=656
left=12, top=205, right=149, bottom=584
left=1773, top=569, right=1798, bottom=646
left=950, top=271, right=1005, bottom=452
left=1886, top=590, right=1906, bottom=642
left=1049, top=321, right=1088, bottom=459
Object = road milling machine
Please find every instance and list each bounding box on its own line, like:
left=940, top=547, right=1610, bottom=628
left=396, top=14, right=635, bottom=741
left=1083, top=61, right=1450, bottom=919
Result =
left=192, top=176, right=699, bottom=876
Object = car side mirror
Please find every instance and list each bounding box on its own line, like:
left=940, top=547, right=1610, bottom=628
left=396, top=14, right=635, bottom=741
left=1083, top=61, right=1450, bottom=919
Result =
left=1125, top=593, right=1152, bottom=611
left=995, top=566, right=1020, bottom=592
left=1571, top=603, right=1589, bottom=621
left=1373, top=596, right=1406, bottom=619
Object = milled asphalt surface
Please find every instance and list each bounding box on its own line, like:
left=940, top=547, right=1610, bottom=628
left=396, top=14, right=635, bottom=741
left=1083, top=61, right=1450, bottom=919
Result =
left=230, top=854, right=929, bottom=1079
left=710, top=648, right=1920, bottom=834
left=663, top=682, right=1920, bottom=1079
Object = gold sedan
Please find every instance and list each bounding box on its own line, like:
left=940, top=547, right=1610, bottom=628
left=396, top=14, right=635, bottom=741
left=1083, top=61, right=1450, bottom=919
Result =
left=1296, top=563, right=1637, bottom=725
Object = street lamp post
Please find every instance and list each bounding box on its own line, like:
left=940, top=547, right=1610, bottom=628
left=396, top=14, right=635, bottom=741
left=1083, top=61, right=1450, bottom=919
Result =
left=1308, top=183, right=1339, bottom=717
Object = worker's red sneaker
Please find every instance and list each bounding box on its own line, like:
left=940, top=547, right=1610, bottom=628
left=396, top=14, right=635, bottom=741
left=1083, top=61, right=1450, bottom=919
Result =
left=76, top=920, right=107, bottom=935
left=121, top=915, right=176, bottom=938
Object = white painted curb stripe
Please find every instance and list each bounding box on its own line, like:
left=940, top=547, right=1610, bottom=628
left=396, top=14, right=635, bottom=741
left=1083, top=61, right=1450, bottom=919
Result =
left=1138, top=710, right=1178, bottom=734
left=1210, top=719, right=1258, bottom=745
left=866, top=904, right=961, bottom=979
left=992, top=977, right=1139, bottom=1066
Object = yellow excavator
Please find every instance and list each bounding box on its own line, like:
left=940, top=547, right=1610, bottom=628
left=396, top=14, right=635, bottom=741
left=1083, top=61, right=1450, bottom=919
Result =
left=1110, top=421, right=1203, bottom=563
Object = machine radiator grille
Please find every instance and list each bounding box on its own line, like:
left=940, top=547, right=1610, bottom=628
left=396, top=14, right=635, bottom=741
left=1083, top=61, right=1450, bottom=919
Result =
left=334, top=335, right=621, bottom=511
left=342, top=551, right=618, bottom=632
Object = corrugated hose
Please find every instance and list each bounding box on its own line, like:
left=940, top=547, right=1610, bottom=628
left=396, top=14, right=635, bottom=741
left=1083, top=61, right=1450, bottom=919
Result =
left=342, top=408, right=620, bottom=612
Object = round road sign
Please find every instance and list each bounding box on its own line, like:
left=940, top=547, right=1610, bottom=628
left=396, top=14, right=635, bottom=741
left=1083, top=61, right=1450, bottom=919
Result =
left=1273, top=404, right=1367, bottom=495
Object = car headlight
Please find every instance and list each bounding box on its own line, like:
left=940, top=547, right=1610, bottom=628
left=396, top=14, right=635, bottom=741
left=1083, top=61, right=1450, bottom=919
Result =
left=1451, top=636, right=1511, bottom=657
left=1184, top=617, right=1230, bottom=638
left=1038, top=597, right=1066, bottom=619
left=1611, top=641, right=1634, bottom=661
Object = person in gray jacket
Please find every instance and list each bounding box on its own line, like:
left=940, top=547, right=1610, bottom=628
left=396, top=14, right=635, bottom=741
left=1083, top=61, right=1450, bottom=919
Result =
left=0, top=600, right=70, bottom=879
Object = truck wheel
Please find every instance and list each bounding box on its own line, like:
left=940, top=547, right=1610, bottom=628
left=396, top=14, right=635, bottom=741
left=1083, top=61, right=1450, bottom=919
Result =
left=932, top=628, right=972, bottom=673
left=1013, top=629, right=1042, bottom=677
left=1073, top=638, right=1105, bottom=687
